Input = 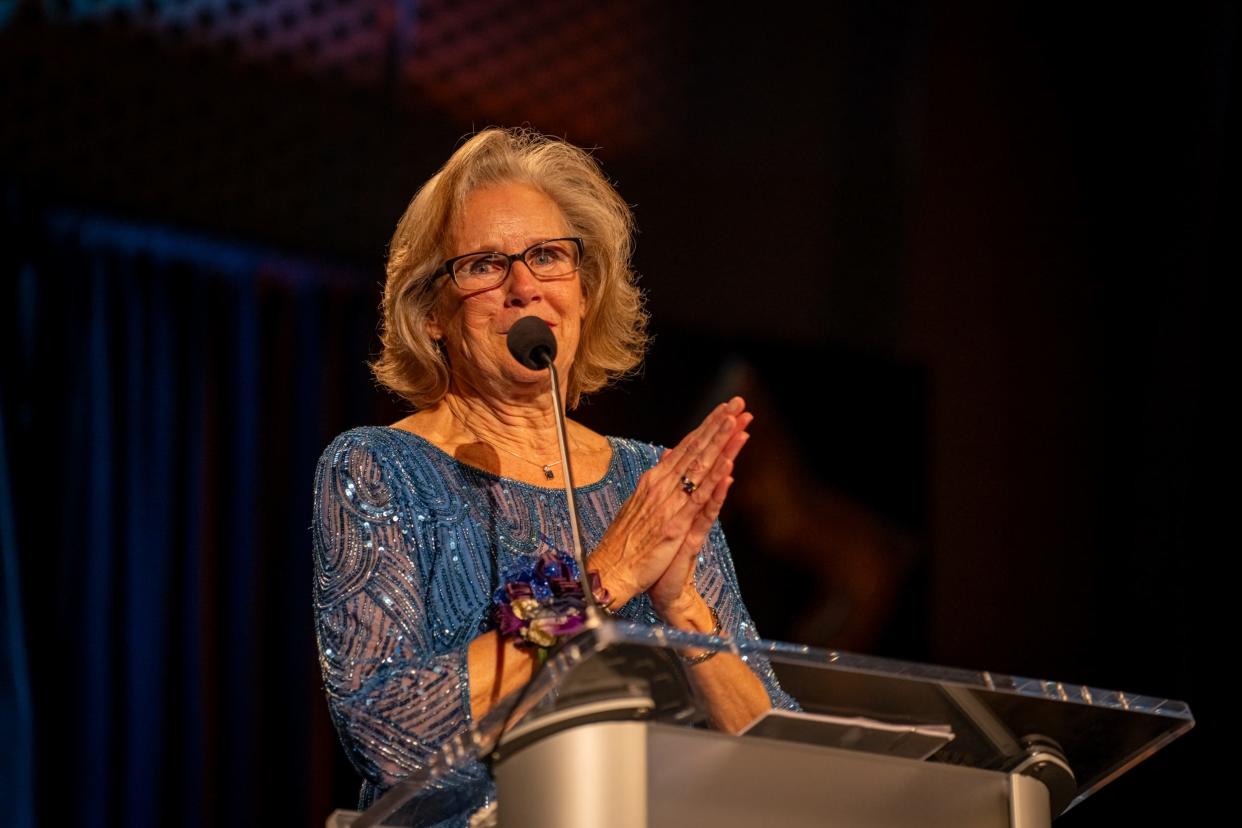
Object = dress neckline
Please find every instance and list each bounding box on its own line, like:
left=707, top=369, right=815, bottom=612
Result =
left=380, top=426, right=623, bottom=495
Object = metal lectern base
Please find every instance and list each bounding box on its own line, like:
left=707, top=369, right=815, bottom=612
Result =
left=495, top=720, right=1051, bottom=828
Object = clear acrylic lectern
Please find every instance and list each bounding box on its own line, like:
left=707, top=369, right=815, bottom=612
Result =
left=327, top=619, right=1193, bottom=827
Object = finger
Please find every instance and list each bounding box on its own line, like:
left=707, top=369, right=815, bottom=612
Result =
left=671, top=454, right=733, bottom=527
left=663, top=397, right=746, bottom=468
left=692, top=473, right=731, bottom=531
left=683, top=415, right=738, bottom=479
left=694, top=426, right=745, bottom=495
left=659, top=414, right=736, bottom=490
left=675, top=475, right=733, bottom=563
left=679, top=403, right=750, bottom=478
left=718, top=426, right=751, bottom=466
left=692, top=408, right=747, bottom=468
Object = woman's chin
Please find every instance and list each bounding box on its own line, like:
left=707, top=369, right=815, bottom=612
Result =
left=490, top=365, right=553, bottom=397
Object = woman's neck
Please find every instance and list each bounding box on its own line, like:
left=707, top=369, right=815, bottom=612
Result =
left=442, top=389, right=567, bottom=461
left=392, top=387, right=610, bottom=487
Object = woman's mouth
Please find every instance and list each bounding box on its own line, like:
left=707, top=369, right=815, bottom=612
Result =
left=503, top=318, right=555, bottom=334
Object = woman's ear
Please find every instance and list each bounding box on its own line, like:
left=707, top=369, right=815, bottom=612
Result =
left=428, top=315, right=444, bottom=342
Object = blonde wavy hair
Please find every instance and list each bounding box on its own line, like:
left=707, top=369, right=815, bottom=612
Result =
left=372, top=128, right=649, bottom=410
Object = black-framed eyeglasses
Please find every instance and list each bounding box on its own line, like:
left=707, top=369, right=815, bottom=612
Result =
left=437, top=237, right=584, bottom=291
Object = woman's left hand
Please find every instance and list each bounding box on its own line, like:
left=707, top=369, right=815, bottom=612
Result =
left=646, top=411, right=751, bottom=621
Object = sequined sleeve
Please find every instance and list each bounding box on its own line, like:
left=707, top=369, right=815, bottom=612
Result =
left=312, top=431, right=483, bottom=794
left=690, top=522, right=801, bottom=712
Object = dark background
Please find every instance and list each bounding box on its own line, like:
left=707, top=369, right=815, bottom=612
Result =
left=1, top=1, right=1228, bottom=825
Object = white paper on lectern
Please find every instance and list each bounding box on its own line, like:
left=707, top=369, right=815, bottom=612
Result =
left=740, top=708, right=955, bottom=760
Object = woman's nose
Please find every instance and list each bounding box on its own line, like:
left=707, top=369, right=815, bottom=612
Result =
left=504, top=260, right=542, bottom=306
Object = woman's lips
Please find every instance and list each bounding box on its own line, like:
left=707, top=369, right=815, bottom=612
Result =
left=501, top=318, right=555, bottom=334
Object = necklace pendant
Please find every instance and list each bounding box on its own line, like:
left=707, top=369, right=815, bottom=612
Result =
left=542, top=465, right=555, bottom=480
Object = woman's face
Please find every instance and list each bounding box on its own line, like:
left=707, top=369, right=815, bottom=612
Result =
left=430, top=181, right=588, bottom=401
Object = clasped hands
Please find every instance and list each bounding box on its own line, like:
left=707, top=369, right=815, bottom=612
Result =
left=588, top=396, right=752, bottom=630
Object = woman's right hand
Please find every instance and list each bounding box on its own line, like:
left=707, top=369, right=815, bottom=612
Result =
left=588, top=397, right=752, bottom=606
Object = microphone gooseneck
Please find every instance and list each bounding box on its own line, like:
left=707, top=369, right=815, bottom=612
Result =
left=504, top=316, right=602, bottom=625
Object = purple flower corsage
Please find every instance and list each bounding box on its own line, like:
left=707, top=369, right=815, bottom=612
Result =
left=493, top=550, right=611, bottom=660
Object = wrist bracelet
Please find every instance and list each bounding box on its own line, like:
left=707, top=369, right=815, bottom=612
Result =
left=681, top=605, right=722, bottom=666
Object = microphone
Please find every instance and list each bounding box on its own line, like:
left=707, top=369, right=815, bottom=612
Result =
left=504, top=316, right=603, bottom=624
left=506, top=316, right=557, bottom=370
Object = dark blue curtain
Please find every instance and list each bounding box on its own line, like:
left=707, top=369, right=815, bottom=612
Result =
left=1, top=300, right=34, bottom=828
left=1, top=191, right=395, bottom=827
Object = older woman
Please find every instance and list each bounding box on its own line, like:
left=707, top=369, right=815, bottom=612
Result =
left=313, top=128, right=794, bottom=823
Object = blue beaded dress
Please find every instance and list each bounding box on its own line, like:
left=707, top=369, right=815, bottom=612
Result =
left=312, top=426, right=797, bottom=826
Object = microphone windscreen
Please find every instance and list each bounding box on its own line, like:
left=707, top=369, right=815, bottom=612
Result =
left=506, top=316, right=557, bottom=370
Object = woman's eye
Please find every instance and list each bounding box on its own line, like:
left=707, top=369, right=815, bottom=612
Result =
left=530, top=245, right=568, bottom=266
left=464, top=255, right=505, bottom=275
